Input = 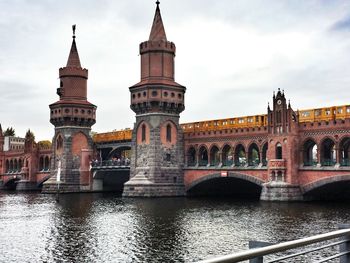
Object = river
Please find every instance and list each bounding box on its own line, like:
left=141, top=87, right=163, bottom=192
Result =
left=0, top=192, right=349, bottom=262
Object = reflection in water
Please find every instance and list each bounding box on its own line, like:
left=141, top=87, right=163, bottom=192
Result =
left=1, top=193, right=350, bottom=262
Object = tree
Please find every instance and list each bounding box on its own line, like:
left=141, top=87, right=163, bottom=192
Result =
left=4, top=127, right=15, bottom=136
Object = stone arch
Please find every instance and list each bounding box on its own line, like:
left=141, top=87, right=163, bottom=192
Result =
left=302, top=174, right=350, bottom=200
left=261, top=142, right=268, bottom=166
left=198, top=145, right=209, bottom=166
left=5, top=159, right=9, bottom=173
left=39, top=156, right=44, bottom=171
left=44, top=156, right=50, bottom=170
left=209, top=144, right=220, bottom=166
left=9, top=159, right=13, bottom=172
left=14, top=159, right=18, bottom=172
left=186, top=172, right=264, bottom=197
left=221, top=144, right=233, bottom=166
left=18, top=159, right=22, bottom=170
left=136, top=121, right=150, bottom=145
left=234, top=143, right=246, bottom=166
left=248, top=142, right=260, bottom=166
left=302, top=138, right=318, bottom=166
left=339, top=136, right=350, bottom=166
left=320, top=137, right=336, bottom=166
left=187, top=146, right=196, bottom=166
left=107, top=146, right=132, bottom=166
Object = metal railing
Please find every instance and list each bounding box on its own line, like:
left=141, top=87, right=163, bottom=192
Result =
left=197, top=226, right=350, bottom=263
left=322, top=159, right=337, bottom=166
left=341, top=159, right=350, bottom=167
left=91, top=160, right=130, bottom=168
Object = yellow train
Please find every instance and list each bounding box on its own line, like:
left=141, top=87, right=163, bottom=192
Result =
left=93, top=104, right=350, bottom=141
left=93, top=129, right=132, bottom=143
left=181, top=114, right=268, bottom=133
left=298, top=105, right=350, bottom=123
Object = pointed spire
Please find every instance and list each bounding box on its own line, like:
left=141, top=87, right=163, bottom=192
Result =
left=0, top=123, right=2, bottom=136
left=149, top=1, right=167, bottom=41
left=66, top=25, right=81, bottom=67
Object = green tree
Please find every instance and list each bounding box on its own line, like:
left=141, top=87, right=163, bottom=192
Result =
left=4, top=127, right=15, bottom=136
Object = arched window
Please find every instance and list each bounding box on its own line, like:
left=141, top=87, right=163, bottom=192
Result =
left=210, top=145, right=220, bottom=166
left=248, top=143, right=260, bottom=166
left=198, top=146, right=208, bottom=166
left=303, top=139, right=317, bottom=166
left=56, top=135, right=63, bottom=151
left=166, top=124, right=172, bottom=142
left=141, top=124, right=146, bottom=142
left=45, top=156, right=50, bottom=171
left=39, top=157, right=44, bottom=171
left=187, top=147, right=196, bottom=166
left=5, top=160, right=9, bottom=173
left=321, top=138, right=336, bottom=166
left=222, top=145, right=233, bottom=166
left=262, top=143, right=268, bottom=166
left=276, top=143, right=282, bottom=159
left=234, top=144, right=246, bottom=167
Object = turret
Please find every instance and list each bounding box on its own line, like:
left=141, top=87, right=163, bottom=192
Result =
left=130, top=1, right=186, bottom=115
left=268, top=89, right=297, bottom=134
left=49, top=25, right=96, bottom=128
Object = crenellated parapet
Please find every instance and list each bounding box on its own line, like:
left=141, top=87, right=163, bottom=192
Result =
left=59, top=67, right=88, bottom=79
left=140, top=40, right=176, bottom=54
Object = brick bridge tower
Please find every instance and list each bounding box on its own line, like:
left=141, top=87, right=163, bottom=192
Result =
left=261, top=89, right=302, bottom=200
left=42, top=26, right=96, bottom=193
left=123, top=1, right=186, bottom=197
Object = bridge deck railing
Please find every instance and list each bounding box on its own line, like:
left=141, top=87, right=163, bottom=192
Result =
left=197, top=225, right=350, bottom=263
left=91, top=160, right=130, bottom=168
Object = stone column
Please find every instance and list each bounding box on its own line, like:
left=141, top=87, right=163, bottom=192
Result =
left=316, top=145, right=321, bottom=167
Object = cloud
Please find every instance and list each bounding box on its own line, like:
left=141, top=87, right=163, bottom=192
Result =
left=1, top=0, right=350, bottom=140
left=331, top=15, right=350, bottom=32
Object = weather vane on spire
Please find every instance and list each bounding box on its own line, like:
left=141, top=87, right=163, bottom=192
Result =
left=72, top=24, right=76, bottom=39
left=156, top=0, right=160, bottom=7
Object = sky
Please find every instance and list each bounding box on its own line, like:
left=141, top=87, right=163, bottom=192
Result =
left=1, top=0, right=350, bottom=141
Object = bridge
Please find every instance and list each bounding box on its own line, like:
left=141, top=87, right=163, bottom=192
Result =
left=91, top=130, right=132, bottom=192
left=90, top=98, right=350, bottom=200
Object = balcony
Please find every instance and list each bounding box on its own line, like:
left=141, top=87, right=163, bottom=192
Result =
left=269, top=159, right=286, bottom=170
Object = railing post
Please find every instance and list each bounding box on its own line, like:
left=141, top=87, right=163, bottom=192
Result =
left=339, top=224, right=350, bottom=263
left=249, top=241, right=273, bottom=263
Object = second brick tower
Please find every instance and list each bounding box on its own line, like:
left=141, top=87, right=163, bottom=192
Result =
left=123, top=2, right=186, bottom=197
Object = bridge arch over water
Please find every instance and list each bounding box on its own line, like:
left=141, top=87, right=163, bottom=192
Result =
left=186, top=172, right=264, bottom=198
left=302, top=174, right=350, bottom=200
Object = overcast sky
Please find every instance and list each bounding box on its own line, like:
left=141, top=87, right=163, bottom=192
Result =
left=1, top=0, right=350, bottom=141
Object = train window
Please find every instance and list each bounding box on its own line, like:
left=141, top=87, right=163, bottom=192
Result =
left=325, top=109, right=331, bottom=115
left=301, top=111, right=310, bottom=117
left=315, top=110, right=321, bottom=116
left=347, top=107, right=350, bottom=113
left=337, top=108, right=343, bottom=114
left=238, top=118, right=244, bottom=124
